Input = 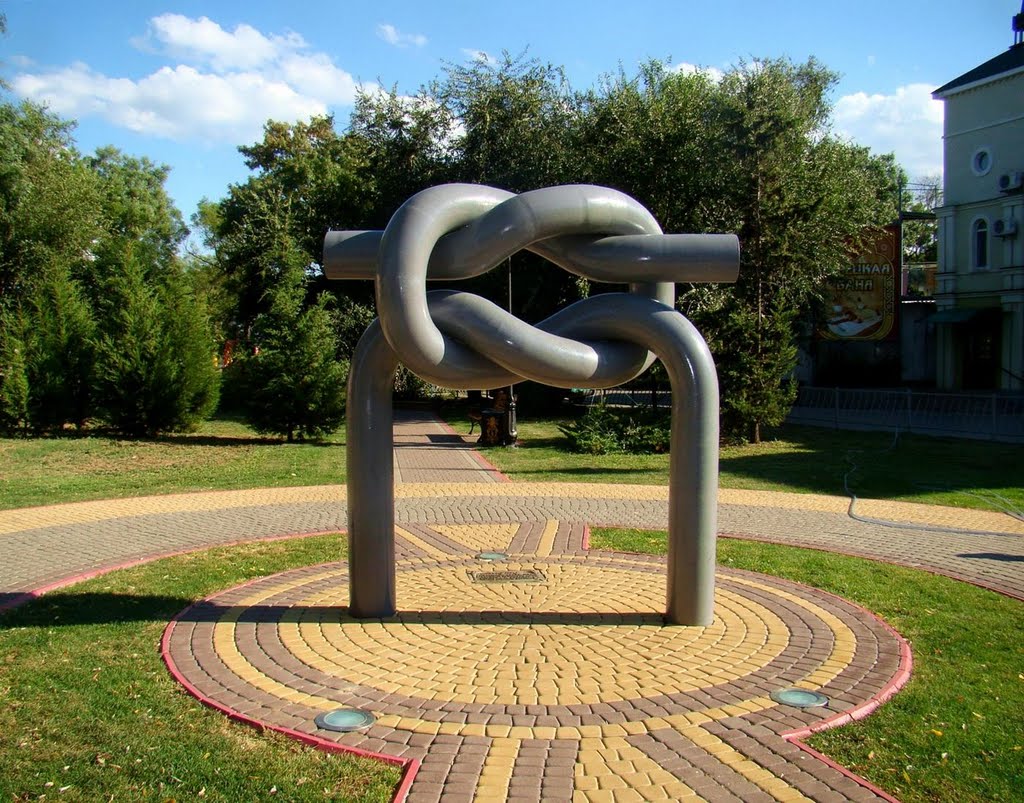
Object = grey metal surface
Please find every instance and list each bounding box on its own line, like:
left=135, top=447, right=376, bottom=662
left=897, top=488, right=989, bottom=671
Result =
left=328, top=184, right=739, bottom=625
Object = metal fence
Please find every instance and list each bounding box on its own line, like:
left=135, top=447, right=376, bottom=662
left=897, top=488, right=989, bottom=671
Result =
left=786, top=386, right=1024, bottom=442
left=571, top=388, right=672, bottom=408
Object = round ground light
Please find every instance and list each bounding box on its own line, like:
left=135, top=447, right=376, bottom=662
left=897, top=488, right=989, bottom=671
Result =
left=476, top=551, right=508, bottom=561
left=770, top=688, right=830, bottom=708
left=314, top=708, right=376, bottom=732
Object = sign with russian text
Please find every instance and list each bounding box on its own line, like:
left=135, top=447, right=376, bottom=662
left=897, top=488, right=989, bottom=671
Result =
left=819, top=224, right=899, bottom=341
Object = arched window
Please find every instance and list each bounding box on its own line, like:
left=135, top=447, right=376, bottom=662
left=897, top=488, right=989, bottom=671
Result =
left=973, top=218, right=989, bottom=270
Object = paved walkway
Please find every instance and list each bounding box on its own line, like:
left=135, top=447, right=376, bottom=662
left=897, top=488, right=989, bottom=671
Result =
left=3, top=409, right=1023, bottom=802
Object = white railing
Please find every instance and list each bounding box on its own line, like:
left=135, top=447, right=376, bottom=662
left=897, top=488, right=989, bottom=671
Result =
left=787, top=386, right=1024, bottom=442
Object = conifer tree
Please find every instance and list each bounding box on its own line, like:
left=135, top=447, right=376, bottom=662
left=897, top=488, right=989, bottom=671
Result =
left=25, top=267, right=97, bottom=430
left=94, top=257, right=218, bottom=435
left=0, top=309, right=30, bottom=434
left=239, top=249, right=347, bottom=442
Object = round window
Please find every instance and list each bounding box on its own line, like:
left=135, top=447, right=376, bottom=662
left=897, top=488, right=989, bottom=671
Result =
left=972, top=148, right=993, bottom=176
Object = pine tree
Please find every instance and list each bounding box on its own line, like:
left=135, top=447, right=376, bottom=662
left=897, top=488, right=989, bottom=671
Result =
left=159, top=267, right=220, bottom=428
left=26, top=267, right=97, bottom=430
left=240, top=258, right=347, bottom=442
left=0, top=309, right=30, bottom=434
left=94, top=257, right=218, bottom=436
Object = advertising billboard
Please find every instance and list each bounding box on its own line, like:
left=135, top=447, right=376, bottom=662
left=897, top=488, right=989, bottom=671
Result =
left=819, top=224, right=899, bottom=341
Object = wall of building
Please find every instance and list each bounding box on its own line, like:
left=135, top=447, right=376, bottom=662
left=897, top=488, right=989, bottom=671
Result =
left=935, top=68, right=1024, bottom=390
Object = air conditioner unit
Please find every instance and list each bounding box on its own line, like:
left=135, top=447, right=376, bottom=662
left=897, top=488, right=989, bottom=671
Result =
left=998, top=171, right=1024, bottom=192
left=993, top=218, right=1019, bottom=237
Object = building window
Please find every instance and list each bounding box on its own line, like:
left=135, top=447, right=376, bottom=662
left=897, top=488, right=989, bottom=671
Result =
left=971, top=147, right=993, bottom=176
left=972, top=218, right=989, bottom=269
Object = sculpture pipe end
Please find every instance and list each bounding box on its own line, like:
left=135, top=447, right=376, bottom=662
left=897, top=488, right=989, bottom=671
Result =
left=323, top=230, right=382, bottom=280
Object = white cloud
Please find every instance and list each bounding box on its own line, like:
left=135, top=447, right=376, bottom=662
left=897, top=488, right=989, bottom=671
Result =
left=671, top=62, right=725, bottom=82
left=376, top=23, right=427, bottom=48
left=14, top=63, right=325, bottom=143
left=833, top=83, right=944, bottom=180
left=461, top=48, right=498, bottom=66
left=137, top=14, right=305, bottom=71
left=13, top=15, right=365, bottom=145
left=279, top=53, right=367, bottom=105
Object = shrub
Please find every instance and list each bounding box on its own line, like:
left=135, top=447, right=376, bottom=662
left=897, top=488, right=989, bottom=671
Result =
left=560, top=403, right=671, bottom=455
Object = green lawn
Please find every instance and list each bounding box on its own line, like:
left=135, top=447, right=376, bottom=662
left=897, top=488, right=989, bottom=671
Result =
left=2, top=413, right=1022, bottom=515
left=591, top=527, right=1024, bottom=803
left=0, top=534, right=399, bottom=802
left=0, top=418, right=346, bottom=511
left=451, top=412, right=1024, bottom=513
left=2, top=531, right=1019, bottom=802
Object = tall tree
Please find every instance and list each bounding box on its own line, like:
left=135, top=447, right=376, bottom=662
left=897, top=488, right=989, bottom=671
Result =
left=682, top=59, right=899, bottom=441
left=348, top=92, right=454, bottom=227
left=93, top=257, right=218, bottom=436
left=236, top=238, right=347, bottom=442
left=211, top=117, right=374, bottom=340
left=83, top=147, right=187, bottom=305
left=24, top=266, right=97, bottom=430
left=581, top=62, right=728, bottom=233
left=0, top=101, right=103, bottom=309
left=438, top=55, right=592, bottom=320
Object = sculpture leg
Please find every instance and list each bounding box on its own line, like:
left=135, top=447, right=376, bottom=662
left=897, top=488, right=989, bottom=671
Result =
left=346, top=320, right=400, bottom=618
left=660, top=315, right=719, bottom=626
left=578, top=300, right=719, bottom=625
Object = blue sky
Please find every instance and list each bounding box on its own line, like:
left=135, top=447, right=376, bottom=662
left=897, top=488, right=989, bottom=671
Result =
left=3, top=1, right=1018, bottom=225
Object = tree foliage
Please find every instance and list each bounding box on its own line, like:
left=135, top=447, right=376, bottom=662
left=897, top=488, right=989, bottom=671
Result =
left=0, top=308, right=30, bottom=434
left=235, top=246, right=347, bottom=442
left=200, top=54, right=905, bottom=444
left=0, top=102, right=103, bottom=306
left=24, top=266, right=97, bottom=430
left=0, top=99, right=219, bottom=436
left=93, top=259, right=219, bottom=436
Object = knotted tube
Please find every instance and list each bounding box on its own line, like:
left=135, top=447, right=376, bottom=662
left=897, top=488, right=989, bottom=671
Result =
left=326, top=184, right=739, bottom=625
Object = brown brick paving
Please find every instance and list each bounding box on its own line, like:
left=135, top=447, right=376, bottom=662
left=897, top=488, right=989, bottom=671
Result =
left=3, top=409, right=1021, bottom=800
left=163, top=525, right=907, bottom=801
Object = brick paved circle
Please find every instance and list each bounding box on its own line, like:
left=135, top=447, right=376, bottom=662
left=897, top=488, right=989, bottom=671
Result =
left=165, top=522, right=909, bottom=801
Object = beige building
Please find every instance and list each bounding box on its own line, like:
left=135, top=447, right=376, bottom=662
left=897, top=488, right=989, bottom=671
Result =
left=932, top=10, right=1024, bottom=389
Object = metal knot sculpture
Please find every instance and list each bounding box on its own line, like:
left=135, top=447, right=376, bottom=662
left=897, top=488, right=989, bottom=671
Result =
left=324, top=184, right=739, bottom=625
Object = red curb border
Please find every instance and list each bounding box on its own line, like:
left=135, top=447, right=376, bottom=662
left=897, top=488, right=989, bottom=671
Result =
left=160, top=590, right=420, bottom=803
left=777, top=581, right=915, bottom=803
left=0, top=530, right=420, bottom=803
left=433, top=413, right=513, bottom=482
left=0, top=530, right=335, bottom=614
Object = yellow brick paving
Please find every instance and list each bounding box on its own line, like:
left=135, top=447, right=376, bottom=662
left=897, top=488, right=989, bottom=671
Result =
left=573, top=738, right=700, bottom=800
left=0, top=485, right=347, bottom=535
left=7, top=413, right=1007, bottom=801
left=176, top=534, right=881, bottom=801
left=475, top=737, right=519, bottom=801
left=679, top=726, right=815, bottom=802
left=433, top=524, right=520, bottom=554
left=3, top=481, right=1021, bottom=537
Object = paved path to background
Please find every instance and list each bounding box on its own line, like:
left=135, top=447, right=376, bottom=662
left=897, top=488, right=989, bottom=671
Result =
left=2, top=409, right=1022, bottom=802
left=2, top=410, right=1020, bottom=605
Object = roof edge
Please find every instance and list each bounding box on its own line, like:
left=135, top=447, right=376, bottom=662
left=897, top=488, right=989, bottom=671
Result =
left=933, top=44, right=1024, bottom=98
